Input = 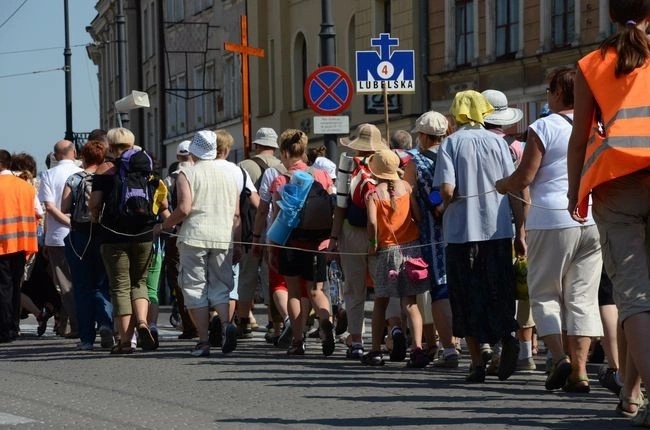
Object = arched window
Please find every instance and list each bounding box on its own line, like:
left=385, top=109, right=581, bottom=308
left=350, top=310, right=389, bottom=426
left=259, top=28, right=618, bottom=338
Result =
left=293, top=32, right=307, bottom=110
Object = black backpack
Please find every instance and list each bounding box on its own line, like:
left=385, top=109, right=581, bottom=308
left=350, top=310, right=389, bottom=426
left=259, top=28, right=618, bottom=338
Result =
left=102, top=149, right=160, bottom=232
left=286, top=169, right=334, bottom=242
left=69, top=171, right=94, bottom=224
left=239, top=167, right=254, bottom=250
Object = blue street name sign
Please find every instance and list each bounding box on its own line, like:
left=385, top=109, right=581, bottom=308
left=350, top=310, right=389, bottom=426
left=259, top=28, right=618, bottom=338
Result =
left=355, top=33, right=415, bottom=94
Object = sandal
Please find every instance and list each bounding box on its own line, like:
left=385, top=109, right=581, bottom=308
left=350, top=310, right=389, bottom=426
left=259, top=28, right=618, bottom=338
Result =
left=563, top=376, right=590, bottom=393
left=618, top=391, right=646, bottom=418
left=136, top=321, right=156, bottom=351
left=633, top=406, right=650, bottom=427
left=110, top=342, right=134, bottom=355
left=545, top=355, right=571, bottom=391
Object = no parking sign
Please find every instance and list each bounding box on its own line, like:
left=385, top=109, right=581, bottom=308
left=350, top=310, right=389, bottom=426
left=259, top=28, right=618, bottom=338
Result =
left=304, top=66, right=353, bottom=116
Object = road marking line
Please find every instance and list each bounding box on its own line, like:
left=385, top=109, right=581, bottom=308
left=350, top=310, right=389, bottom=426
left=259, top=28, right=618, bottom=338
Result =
left=0, top=412, right=38, bottom=425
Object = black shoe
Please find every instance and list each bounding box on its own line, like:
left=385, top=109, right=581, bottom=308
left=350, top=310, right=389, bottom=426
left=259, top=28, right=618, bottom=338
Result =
left=466, top=366, right=486, bottom=383
left=361, top=350, right=384, bottom=366
left=389, top=327, right=407, bottom=362
left=222, top=323, right=237, bottom=354
left=407, top=347, right=430, bottom=368
left=599, top=367, right=622, bottom=396
left=276, top=320, right=293, bottom=349
left=237, top=317, right=252, bottom=339
left=178, top=331, right=198, bottom=340
left=335, top=308, right=347, bottom=336
left=589, top=341, right=605, bottom=364
left=208, top=316, right=222, bottom=348
left=545, top=355, right=572, bottom=390
left=320, top=319, right=335, bottom=357
left=37, top=307, right=52, bottom=337
left=498, top=335, right=519, bottom=381
left=150, top=328, right=159, bottom=350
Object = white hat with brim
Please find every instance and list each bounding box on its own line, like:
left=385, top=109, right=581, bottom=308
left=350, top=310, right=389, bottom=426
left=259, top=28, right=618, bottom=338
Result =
left=252, top=127, right=279, bottom=149
left=312, top=156, right=337, bottom=179
left=482, top=89, right=524, bottom=126
left=189, top=130, right=217, bottom=160
left=340, top=123, right=388, bottom=152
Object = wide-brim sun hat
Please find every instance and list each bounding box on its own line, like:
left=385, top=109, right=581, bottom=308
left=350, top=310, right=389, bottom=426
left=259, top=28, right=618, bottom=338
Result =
left=340, top=123, right=388, bottom=152
left=481, top=89, right=523, bottom=126
left=252, top=127, right=279, bottom=149
left=189, top=130, right=217, bottom=160
left=367, top=149, right=402, bottom=180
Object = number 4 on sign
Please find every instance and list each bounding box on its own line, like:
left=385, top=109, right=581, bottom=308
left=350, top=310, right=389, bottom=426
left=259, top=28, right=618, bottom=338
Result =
left=224, top=15, right=264, bottom=159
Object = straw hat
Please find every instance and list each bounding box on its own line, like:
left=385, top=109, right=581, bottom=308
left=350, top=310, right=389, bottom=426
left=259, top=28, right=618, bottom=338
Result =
left=367, top=149, right=401, bottom=180
left=340, top=123, right=387, bottom=152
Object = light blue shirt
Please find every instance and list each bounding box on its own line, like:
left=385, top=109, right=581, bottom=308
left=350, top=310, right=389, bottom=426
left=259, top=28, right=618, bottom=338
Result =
left=433, top=124, right=515, bottom=243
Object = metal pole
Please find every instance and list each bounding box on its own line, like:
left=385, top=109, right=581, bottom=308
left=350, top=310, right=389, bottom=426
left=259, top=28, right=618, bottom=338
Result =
left=63, top=0, right=73, bottom=142
left=116, top=0, right=128, bottom=127
left=319, top=0, right=337, bottom=161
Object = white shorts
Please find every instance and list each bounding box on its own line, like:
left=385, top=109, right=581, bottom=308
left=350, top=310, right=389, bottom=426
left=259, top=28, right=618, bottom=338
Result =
left=177, top=242, right=234, bottom=309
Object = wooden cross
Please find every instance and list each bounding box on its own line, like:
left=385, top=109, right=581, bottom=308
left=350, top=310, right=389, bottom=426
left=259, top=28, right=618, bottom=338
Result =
left=224, top=15, right=264, bottom=159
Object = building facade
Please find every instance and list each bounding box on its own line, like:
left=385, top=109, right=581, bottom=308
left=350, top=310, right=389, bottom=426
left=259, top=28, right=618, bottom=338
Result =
left=86, top=0, right=615, bottom=167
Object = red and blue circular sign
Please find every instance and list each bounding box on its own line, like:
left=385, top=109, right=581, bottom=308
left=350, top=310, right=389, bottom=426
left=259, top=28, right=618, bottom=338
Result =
left=304, top=66, right=353, bottom=116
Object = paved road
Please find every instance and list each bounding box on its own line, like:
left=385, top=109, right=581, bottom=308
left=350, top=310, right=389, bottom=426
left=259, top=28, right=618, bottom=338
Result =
left=0, top=307, right=633, bottom=429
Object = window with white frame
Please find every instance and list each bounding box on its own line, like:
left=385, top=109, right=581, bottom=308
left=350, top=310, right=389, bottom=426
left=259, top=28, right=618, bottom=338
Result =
left=552, top=0, right=575, bottom=47
left=375, top=0, right=391, bottom=34
left=143, top=7, right=151, bottom=58
left=177, top=74, right=187, bottom=134
left=456, top=0, right=474, bottom=66
left=149, top=2, right=155, bottom=56
left=167, top=76, right=178, bottom=136
left=204, top=63, right=216, bottom=125
left=165, top=0, right=184, bottom=22
left=194, top=66, right=204, bottom=128
left=495, top=0, right=518, bottom=59
left=224, top=56, right=241, bottom=119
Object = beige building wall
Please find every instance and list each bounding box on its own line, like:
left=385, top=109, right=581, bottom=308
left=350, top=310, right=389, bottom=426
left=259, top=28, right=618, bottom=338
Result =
left=88, top=1, right=614, bottom=166
left=248, top=0, right=425, bottom=157
left=427, top=0, right=613, bottom=135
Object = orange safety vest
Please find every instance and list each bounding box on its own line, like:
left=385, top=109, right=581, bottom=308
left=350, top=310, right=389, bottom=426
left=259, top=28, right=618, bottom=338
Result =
left=577, top=49, right=650, bottom=207
left=0, top=174, right=38, bottom=255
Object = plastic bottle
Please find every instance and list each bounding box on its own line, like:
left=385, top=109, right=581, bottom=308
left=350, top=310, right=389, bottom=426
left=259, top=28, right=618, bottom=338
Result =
left=328, top=260, right=343, bottom=313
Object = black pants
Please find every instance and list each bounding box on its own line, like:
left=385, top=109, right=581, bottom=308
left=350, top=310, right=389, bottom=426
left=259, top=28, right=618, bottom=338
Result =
left=0, top=251, right=26, bottom=342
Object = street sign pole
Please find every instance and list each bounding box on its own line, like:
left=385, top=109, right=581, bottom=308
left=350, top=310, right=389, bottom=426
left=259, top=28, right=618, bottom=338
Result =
left=383, top=85, right=389, bottom=139
left=319, top=0, right=337, bottom=160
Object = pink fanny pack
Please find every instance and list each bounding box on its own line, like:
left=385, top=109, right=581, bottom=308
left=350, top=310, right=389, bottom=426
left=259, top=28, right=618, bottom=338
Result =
left=403, top=257, right=429, bottom=282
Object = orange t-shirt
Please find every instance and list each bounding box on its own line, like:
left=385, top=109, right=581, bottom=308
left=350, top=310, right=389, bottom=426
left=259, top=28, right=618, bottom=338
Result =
left=374, top=192, right=419, bottom=248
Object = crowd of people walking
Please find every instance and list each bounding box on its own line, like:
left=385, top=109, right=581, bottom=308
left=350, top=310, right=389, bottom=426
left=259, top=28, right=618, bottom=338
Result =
left=2, top=1, right=650, bottom=425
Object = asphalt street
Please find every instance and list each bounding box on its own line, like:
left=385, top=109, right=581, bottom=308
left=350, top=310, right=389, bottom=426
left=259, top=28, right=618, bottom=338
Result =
left=0, top=306, right=635, bottom=430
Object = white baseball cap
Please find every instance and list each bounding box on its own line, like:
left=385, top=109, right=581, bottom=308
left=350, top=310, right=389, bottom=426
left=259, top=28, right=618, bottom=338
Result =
left=176, top=140, right=191, bottom=155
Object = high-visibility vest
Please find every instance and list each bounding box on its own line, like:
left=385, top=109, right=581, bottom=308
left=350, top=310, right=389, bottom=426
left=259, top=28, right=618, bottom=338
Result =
left=0, top=175, right=38, bottom=255
left=577, top=48, right=650, bottom=207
